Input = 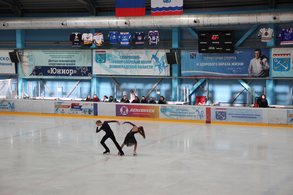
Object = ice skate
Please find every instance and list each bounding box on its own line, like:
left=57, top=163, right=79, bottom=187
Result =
left=133, top=151, right=137, bottom=156
left=103, top=151, right=110, bottom=155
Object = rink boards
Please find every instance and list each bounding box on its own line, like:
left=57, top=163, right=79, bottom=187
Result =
left=0, top=99, right=292, bottom=126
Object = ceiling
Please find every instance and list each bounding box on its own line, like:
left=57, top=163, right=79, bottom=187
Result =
left=0, top=0, right=292, bottom=17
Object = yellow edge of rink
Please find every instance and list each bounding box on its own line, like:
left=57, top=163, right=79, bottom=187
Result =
left=0, top=111, right=293, bottom=128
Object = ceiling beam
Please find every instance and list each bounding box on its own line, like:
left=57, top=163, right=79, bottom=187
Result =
left=77, top=0, right=97, bottom=16
left=0, top=0, right=21, bottom=17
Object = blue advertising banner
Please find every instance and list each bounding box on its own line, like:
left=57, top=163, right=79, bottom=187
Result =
left=272, top=48, right=293, bottom=77
left=0, top=50, right=16, bottom=74
left=159, top=105, right=205, bottom=121
left=288, top=110, right=293, bottom=125
left=54, top=102, right=97, bottom=116
left=181, top=49, right=270, bottom=77
left=93, top=49, right=170, bottom=76
left=0, top=100, right=15, bottom=112
left=19, top=50, right=92, bottom=79
left=211, top=108, right=263, bottom=123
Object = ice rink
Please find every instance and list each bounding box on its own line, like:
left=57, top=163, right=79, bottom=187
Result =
left=0, top=114, right=293, bottom=195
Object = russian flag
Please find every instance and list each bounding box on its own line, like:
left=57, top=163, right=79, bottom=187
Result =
left=116, top=0, right=145, bottom=17
left=151, top=0, right=183, bottom=16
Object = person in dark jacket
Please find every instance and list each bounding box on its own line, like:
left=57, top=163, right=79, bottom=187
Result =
left=86, top=95, right=91, bottom=101
left=132, top=96, right=140, bottom=103
left=158, top=96, right=166, bottom=104
left=141, top=96, right=148, bottom=103
left=149, top=97, right=156, bottom=104
left=96, top=120, right=124, bottom=156
left=120, top=95, right=129, bottom=103
left=257, top=94, right=268, bottom=107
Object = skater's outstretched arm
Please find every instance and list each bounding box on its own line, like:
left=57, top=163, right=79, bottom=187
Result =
left=122, top=121, right=136, bottom=126
left=105, top=120, right=120, bottom=125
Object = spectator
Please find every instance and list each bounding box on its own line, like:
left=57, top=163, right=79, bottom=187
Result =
left=121, top=95, right=128, bottom=103
left=103, top=95, right=109, bottom=102
left=86, top=95, right=91, bottom=101
left=257, top=94, right=269, bottom=107
left=149, top=97, right=156, bottom=104
left=92, top=94, right=100, bottom=102
left=132, top=96, right=140, bottom=103
left=130, top=90, right=137, bottom=103
left=158, top=96, right=166, bottom=104
left=109, top=96, right=116, bottom=102
left=141, top=96, right=148, bottom=103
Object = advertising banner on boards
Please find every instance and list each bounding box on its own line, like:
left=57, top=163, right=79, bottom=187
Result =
left=271, top=48, right=293, bottom=77
left=160, top=105, right=205, bottom=121
left=181, top=48, right=270, bottom=77
left=54, top=102, right=97, bottom=116
left=0, top=50, right=16, bottom=74
left=19, top=50, right=92, bottom=79
left=93, top=49, right=170, bottom=76
left=0, top=100, right=15, bottom=112
left=116, top=104, right=159, bottom=118
left=211, top=108, right=263, bottom=123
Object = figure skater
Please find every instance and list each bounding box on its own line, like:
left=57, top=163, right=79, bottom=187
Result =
left=96, top=120, right=124, bottom=156
left=120, top=121, right=146, bottom=156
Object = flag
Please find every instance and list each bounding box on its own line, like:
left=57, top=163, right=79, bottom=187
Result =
left=151, top=0, right=183, bottom=16
left=116, top=0, right=145, bottom=17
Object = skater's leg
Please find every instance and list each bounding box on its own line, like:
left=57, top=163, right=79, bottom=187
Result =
left=100, top=134, right=110, bottom=153
left=109, top=134, right=124, bottom=155
left=121, top=143, right=125, bottom=149
left=133, top=143, right=137, bottom=156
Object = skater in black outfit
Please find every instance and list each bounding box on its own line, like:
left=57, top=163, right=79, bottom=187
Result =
left=96, top=120, right=124, bottom=156
left=120, top=121, right=146, bottom=156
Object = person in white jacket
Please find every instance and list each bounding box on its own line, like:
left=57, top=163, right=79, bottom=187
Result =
left=129, top=90, right=137, bottom=103
left=248, top=49, right=270, bottom=77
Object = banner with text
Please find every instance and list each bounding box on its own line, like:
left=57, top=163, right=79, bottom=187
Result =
left=54, top=102, right=97, bottom=116
left=181, top=49, right=270, bottom=77
left=288, top=110, right=293, bottom=125
left=211, top=108, right=263, bottom=123
left=93, top=49, right=170, bottom=76
left=160, top=105, right=205, bottom=121
left=19, top=50, right=92, bottom=79
left=0, top=100, right=15, bottom=112
left=271, top=48, right=293, bottom=77
left=0, top=50, right=16, bottom=74
left=116, top=104, right=159, bottom=118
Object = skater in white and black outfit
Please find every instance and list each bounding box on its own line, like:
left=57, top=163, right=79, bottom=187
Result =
left=120, top=121, right=146, bottom=156
left=96, top=120, right=124, bottom=156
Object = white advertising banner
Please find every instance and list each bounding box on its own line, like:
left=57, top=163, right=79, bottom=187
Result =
left=93, top=49, right=170, bottom=76
left=271, top=48, right=293, bottom=77
left=0, top=50, right=16, bottom=74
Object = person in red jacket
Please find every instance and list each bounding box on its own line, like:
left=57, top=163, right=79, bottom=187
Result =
left=92, top=94, right=100, bottom=102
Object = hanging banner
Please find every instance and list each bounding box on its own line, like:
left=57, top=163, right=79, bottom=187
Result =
left=19, top=50, right=92, bottom=79
left=271, top=48, right=293, bottom=77
left=93, top=49, right=170, bottom=76
left=181, top=48, right=270, bottom=77
left=0, top=50, right=16, bottom=74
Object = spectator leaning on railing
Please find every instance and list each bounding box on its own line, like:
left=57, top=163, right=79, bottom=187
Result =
left=149, top=97, right=156, bottom=104
left=141, top=96, right=148, bottom=103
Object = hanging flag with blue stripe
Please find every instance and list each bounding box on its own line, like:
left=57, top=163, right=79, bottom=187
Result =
left=151, top=0, right=183, bottom=16
left=116, top=0, right=146, bottom=17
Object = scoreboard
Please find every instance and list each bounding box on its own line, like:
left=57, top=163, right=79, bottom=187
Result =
left=198, top=31, right=234, bottom=53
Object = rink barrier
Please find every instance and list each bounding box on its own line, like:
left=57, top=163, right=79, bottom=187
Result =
left=0, top=99, right=293, bottom=127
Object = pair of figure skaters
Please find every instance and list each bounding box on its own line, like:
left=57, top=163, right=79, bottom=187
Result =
left=96, top=120, right=145, bottom=156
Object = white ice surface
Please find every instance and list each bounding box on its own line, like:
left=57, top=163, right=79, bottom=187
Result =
left=0, top=115, right=293, bottom=195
